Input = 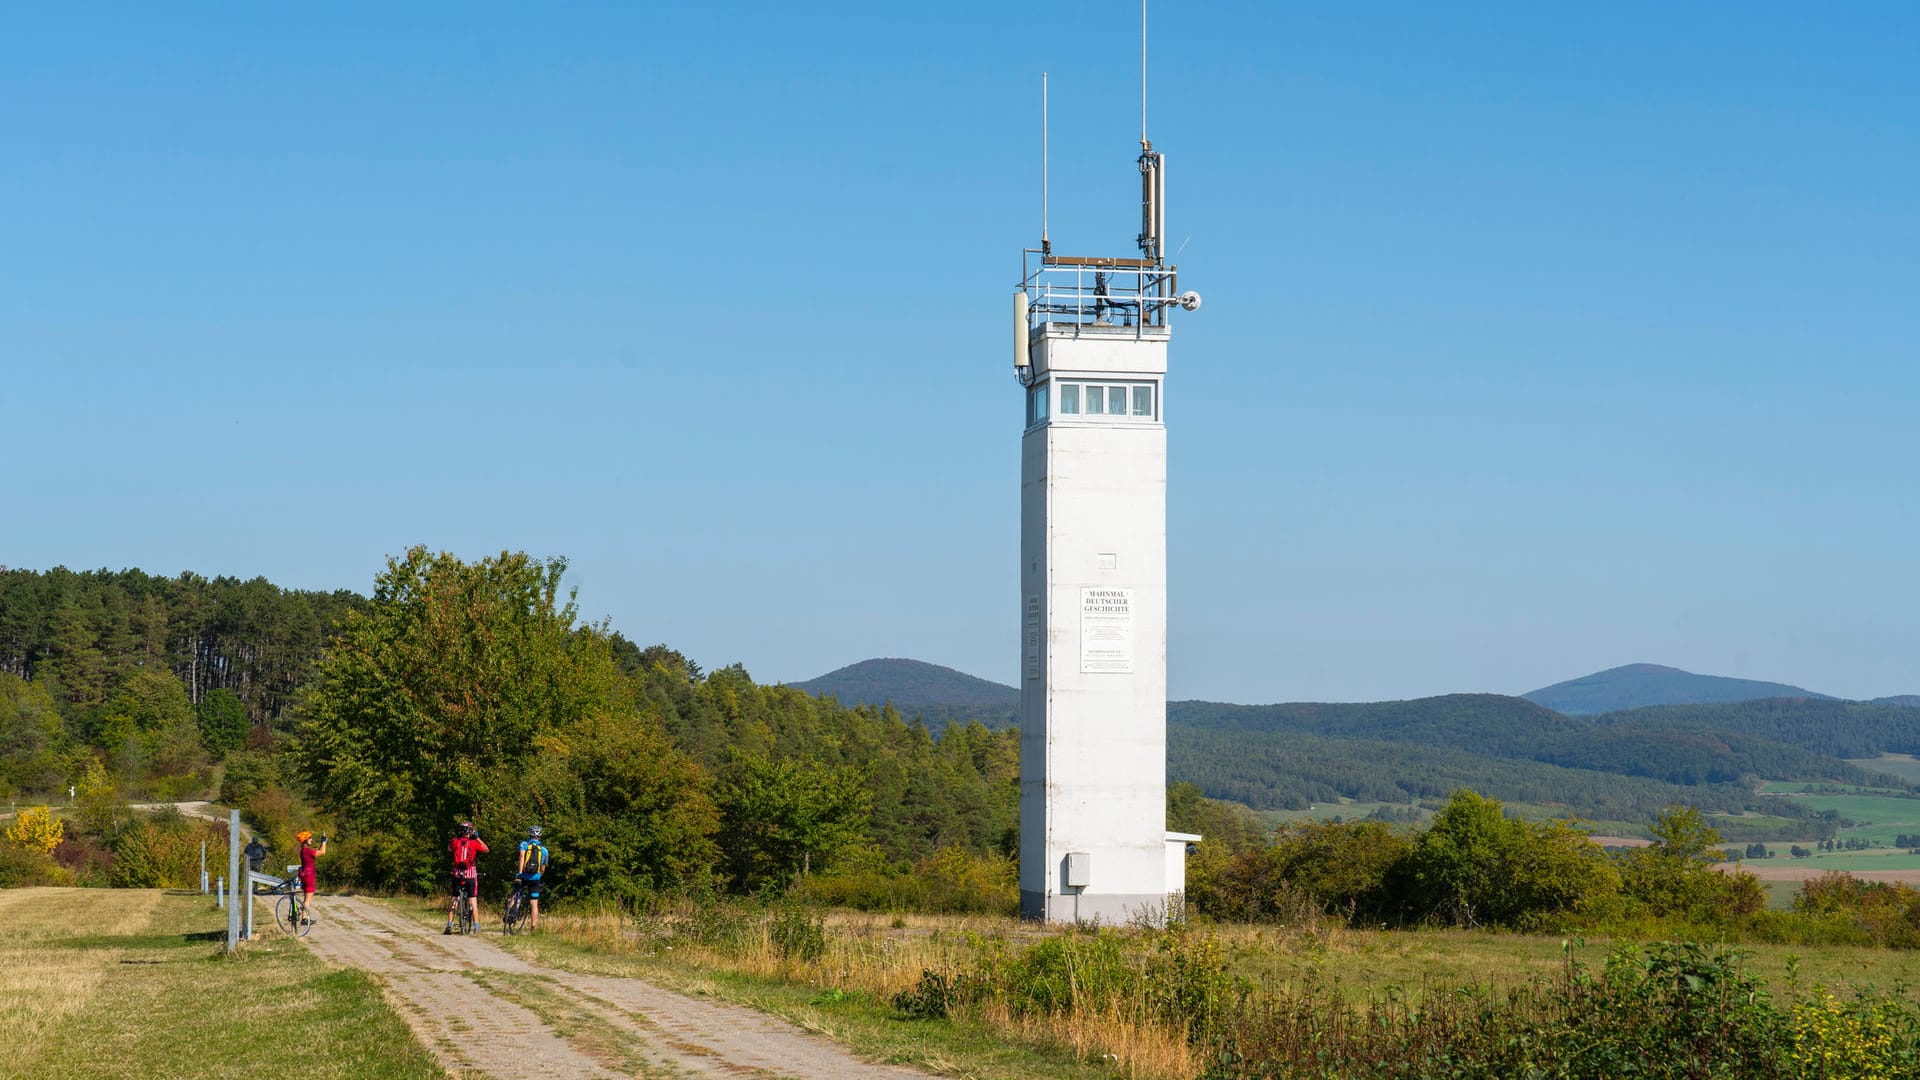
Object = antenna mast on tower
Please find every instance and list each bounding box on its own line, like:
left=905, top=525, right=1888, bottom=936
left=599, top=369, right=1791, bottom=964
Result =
left=1042, top=72, right=1050, bottom=255
left=1137, top=0, right=1164, bottom=267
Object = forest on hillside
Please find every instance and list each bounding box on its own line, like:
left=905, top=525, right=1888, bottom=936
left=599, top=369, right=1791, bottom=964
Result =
left=1168, top=695, right=1920, bottom=825
left=7, top=559, right=1916, bottom=900
left=0, top=566, right=365, bottom=731
left=0, top=557, right=1034, bottom=902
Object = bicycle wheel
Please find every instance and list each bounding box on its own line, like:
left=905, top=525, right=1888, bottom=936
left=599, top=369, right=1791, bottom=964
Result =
left=503, top=888, right=523, bottom=935
left=274, top=894, right=298, bottom=935
left=293, top=897, right=312, bottom=938
left=460, top=901, right=475, bottom=935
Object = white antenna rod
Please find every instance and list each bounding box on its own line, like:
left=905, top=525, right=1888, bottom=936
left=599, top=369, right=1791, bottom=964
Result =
left=1140, top=0, right=1148, bottom=147
left=1042, top=72, right=1050, bottom=250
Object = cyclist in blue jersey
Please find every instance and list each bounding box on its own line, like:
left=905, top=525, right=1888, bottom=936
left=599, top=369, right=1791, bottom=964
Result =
left=516, top=825, right=550, bottom=930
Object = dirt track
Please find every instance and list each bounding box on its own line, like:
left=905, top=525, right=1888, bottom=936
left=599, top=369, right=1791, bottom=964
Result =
left=302, top=895, right=934, bottom=1080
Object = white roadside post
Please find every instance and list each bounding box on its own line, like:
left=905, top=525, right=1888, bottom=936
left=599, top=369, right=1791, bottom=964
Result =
left=226, top=809, right=241, bottom=952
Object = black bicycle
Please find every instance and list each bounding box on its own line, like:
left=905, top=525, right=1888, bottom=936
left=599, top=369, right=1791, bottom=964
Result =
left=502, top=876, right=532, bottom=935
left=272, top=868, right=311, bottom=938
left=450, top=874, right=479, bottom=935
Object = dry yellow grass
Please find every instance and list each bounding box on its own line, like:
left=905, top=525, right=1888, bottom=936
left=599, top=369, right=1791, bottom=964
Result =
left=4, top=887, right=441, bottom=1079
left=0, top=888, right=162, bottom=1064
left=514, top=904, right=1201, bottom=1080
left=0, top=947, right=115, bottom=1062
left=984, top=1001, right=1200, bottom=1080
left=0, top=886, right=162, bottom=941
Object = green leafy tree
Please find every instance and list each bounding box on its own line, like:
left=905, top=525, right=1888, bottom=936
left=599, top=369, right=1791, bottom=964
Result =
left=44, top=601, right=109, bottom=710
left=510, top=711, right=719, bottom=902
left=716, top=750, right=871, bottom=891
left=73, top=757, right=124, bottom=839
left=1619, top=805, right=1763, bottom=921
left=1398, top=789, right=1617, bottom=927
left=217, top=749, right=282, bottom=805
left=1167, top=780, right=1269, bottom=855
left=195, top=688, right=248, bottom=758
left=1192, top=819, right=1413, bottom=923
left=0, top=672, right=67, bottom=795
left=296, top=547, right=690, bottom=894
left=94, top=669, right=202, bottom=782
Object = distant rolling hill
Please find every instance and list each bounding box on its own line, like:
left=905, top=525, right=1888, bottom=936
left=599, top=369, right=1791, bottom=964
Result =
left=790, top=658, right=1019, bottom=727
left=796, top=657, right=1920, bottom=826
left=1876, top=695, right=1920, bottom=708
left=1169, top=695, right=1907, bottom=792
left=1524, top=663, right=1833, bottom=715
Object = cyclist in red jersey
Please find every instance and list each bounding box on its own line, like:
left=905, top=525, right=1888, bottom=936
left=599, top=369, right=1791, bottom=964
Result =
left=445, top=821, right=488, bottom=933
left=295, top=830, right=326, bottom=924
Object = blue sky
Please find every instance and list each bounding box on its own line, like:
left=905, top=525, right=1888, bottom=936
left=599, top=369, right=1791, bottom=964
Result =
left=4, top=4, right=1915, bottom=703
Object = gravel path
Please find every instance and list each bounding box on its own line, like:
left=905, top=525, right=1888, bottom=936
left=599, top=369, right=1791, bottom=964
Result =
left=303, top=895, right=935, bottom=1080
left=127, top=800, right=229, bottom=823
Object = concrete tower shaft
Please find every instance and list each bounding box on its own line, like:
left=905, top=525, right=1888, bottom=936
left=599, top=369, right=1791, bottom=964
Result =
left=1018, top=320, right=1174, bottom=922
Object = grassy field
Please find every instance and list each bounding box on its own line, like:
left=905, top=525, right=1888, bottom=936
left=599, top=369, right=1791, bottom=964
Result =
left=1743, top=790, right=1920, bottom=851
left=1746, top=850, right=1920, bottom=873
left=1757, top=790, right=1920, bottom=822
left=377, top=896, right=1131, bottom=1080
left=0, top=888, right=441, bottom=1080
left=1725, top=787, right=1920, bottom=885
left=1213, top=921, right=1920, bottom=1001
left=1758, top=781, right=1908, bottom=795
left=1847, top=754, right=1920, bottom=785
left=373, top=893, right=1920, bottom=1080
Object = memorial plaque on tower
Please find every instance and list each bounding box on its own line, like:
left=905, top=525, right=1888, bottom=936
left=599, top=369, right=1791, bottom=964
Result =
left=1080, top=587, right=1133, bottom=674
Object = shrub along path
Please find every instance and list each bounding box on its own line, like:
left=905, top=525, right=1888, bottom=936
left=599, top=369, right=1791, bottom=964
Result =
left=305, top=896, right=933, bottom=1080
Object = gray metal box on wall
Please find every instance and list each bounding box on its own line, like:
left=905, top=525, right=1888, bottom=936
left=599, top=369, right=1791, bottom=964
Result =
left=1064, top=851, right=1091, bottom=889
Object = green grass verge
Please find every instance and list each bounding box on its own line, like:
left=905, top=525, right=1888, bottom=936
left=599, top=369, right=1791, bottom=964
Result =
left=2, top=888, right=442, bottom=1079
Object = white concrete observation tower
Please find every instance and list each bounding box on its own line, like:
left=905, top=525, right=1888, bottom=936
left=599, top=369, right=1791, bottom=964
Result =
left=1013, top=124, right=1202, bottom=923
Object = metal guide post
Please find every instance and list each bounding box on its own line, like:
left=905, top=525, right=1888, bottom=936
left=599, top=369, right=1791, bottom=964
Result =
left=226, top=809, right=241, bottom=951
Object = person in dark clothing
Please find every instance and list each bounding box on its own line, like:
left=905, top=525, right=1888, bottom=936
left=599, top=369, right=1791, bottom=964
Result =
left=244, top=836, right=269, bottom=874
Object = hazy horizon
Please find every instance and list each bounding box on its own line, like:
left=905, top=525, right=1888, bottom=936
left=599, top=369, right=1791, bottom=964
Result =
left=783, top=654, right=1904, bottom=707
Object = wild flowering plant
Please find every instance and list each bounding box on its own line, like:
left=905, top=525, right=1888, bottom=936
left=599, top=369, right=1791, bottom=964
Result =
left=1787, top=989, right=1918, bottom=1080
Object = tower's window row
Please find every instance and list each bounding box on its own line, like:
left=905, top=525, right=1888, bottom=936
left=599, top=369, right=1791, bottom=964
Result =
left=1029, top=381, right=1157, bottom=426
